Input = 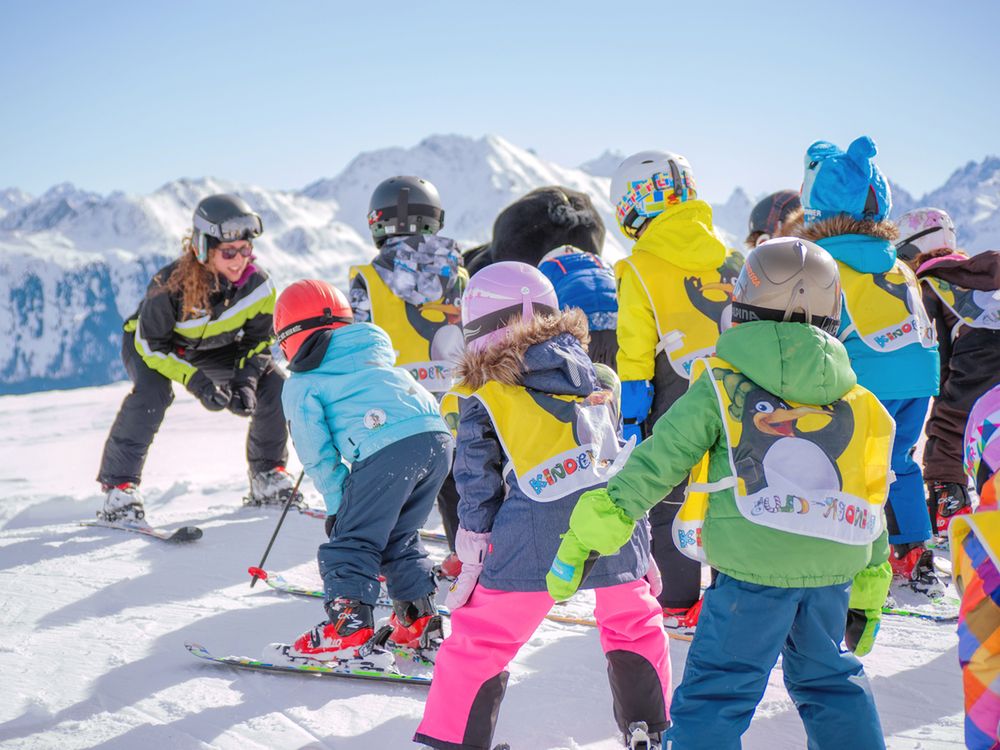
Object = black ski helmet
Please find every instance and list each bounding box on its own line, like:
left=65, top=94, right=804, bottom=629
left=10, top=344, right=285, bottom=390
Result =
left=746, top=190, right=801, bottom=247
left=367, top=176, right=445, bottom=248
left=192, top=194, right=263, bottom=262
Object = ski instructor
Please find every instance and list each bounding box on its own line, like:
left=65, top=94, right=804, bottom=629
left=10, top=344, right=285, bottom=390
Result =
left=96, top=194, right=295, bottom=527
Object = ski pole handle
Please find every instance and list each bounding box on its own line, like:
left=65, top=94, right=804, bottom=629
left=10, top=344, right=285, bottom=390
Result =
left=249, top=469, right=306, bottom=588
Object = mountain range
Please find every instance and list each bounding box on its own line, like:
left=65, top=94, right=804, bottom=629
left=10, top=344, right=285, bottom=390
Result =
left=1, top=134, right=998, bottom=394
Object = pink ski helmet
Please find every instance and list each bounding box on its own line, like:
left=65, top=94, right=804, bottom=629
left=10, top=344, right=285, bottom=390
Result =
left=461, top=261, right=559, bottom=353
left=895, top=207, right=957, bottom=262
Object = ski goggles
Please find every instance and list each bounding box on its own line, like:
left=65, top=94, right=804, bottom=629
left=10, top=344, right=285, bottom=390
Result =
left=193, top=212, right=263, bottom=243
left=217, top=243, right=254, bottom=260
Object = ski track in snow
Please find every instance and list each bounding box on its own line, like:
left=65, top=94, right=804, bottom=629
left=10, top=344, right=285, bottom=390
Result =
left=0, top=383, right=964, bottom=748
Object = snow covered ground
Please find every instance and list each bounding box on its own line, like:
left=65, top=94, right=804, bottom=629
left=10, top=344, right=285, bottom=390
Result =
left=0, top=383, right=965, bottom=749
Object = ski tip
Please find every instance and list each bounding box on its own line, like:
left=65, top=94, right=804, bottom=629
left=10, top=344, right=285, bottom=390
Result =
left=171, top=526, right=203, bottom=542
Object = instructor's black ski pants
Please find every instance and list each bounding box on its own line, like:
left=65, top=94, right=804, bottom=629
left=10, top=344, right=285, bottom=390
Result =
left=97, top=332, right=288, bottom=487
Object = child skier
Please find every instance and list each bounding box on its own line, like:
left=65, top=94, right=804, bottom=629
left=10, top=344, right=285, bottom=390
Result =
left=895, top=207, right=1000, bottom=537
left=267, top=279, right=453, bottom=667
left=350, top=175, right=466, bottom=574
left=745, top=189, right=801, bottom=249
left=610, top=150, right=743, bottom=629
left=538, top=244, right=619, bottom=369
left=798, top=136, right=941, bottom=593
left=414, top=262, right=670, bottom=750
left=950, top=384, right=1000, bottom=749
left=96, top=193, right=293, bottom=526
left=549, top=238, right=893, bottom=748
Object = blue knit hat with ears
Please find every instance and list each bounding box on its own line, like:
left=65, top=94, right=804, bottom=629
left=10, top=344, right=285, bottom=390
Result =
left=801, top=136, right=892, bottom=224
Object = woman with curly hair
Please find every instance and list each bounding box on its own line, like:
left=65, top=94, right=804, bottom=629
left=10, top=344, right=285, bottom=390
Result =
left=96, top=193, right=294, bottom=528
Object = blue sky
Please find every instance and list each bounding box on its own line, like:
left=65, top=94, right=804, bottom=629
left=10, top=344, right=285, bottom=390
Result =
left=2, top=1, right=998, bottom=203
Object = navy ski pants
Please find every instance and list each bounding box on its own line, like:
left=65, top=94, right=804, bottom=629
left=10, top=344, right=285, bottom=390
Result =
left=665, top=574, right=885, bottom=750
left=319, top=431, right=453, bottom=606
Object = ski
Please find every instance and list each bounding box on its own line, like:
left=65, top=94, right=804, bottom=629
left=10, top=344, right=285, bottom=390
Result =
left=185, top=642, right=432, bottom=686
left=419, top=530, right=449, bottom=545
left=543, top=612, right=694, bottom=641
left=80, top=519, right=202, bottom=543
left=259, top=571, right=451, bottom=617
left=881, top=604, right=958, bottom=622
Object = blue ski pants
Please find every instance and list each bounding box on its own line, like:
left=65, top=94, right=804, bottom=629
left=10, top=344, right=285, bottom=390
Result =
left=665, top=574, right=885, bottom=750
left=318, top=431, right=453, bottom=606
left=882, top=397, right=933, bottom=545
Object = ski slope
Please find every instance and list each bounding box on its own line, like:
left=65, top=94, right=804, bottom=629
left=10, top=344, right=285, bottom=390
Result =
left=0, top=383, right=965, bottom=748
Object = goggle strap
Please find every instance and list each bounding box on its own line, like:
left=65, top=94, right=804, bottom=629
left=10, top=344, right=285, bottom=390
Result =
left=275, top=310, right=352, bottom=345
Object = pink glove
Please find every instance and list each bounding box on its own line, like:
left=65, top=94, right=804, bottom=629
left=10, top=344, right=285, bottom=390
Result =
left=445, top=528, right=491, bottom=610
left=645, top=560, right=663, bottom=599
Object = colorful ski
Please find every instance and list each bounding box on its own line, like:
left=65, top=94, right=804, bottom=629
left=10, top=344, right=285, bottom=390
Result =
left=185, top=642, right=432, bottom=686
left=543, top=612, right=694, bottom=641
left=258, top=571, right=452, bottom=616
left=80, top=519, right=202, bottom=543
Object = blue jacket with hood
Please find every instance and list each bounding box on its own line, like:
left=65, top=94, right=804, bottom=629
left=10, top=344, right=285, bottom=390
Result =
left=801, top=219, right=940, bottom=401
left=281, top=323, right=450, bottom=516
left=454, top=309, right=650, bottom=592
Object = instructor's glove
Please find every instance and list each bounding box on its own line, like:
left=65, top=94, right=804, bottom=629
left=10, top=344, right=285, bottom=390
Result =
left=546, top=488, right=637, bottom=601
left=187, top=370, right=231, bottom=412
left=227, top=383, right=258, bottom=417
left=445, top=528, right=491, bottom=610
left=845, top=561, right=892, bottom=656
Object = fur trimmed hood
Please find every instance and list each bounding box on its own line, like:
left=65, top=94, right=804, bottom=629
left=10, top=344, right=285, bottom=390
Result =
left=797, top=215, right=899, bottom=243
left=458, top=308, right=590, bottom=391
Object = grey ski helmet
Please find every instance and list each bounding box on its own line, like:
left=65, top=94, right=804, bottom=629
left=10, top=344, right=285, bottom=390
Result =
left=192, top=194, right=263, bottom=263
left=731, top=237, right=841, bottom=335
left=746, top=190, right=801, bottom=247
left=367, top=176, right=445, bottom=248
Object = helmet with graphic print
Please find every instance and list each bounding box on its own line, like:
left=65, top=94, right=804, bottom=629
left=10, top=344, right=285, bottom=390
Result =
left=610, top=150, right=696, bottom=240
left=747, top=190, right=802, bottom=247
left=367, top=176, right=445, bottom=248
left=191, top=193, right=263, bottom=263
left=461, top=262, right=558, bottom=353
left=895, top=207, right=957, bottom=262
left=731, top=237, right=841, bottom=335
left=274, top=280, right=353, bottom=362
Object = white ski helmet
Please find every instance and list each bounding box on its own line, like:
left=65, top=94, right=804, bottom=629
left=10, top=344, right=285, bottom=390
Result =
left=610, top=150, right=696, bottom=239
left=895, top=207, right=957, bottom=262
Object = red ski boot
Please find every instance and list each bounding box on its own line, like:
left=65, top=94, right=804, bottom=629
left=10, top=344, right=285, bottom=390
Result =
left=386, top=595, right=444, bottom=661
left=927, top=480, right=972, bottom=537
left=662, top=598, right=702, bottom=636
left=266, top=598, right=393, bottom=669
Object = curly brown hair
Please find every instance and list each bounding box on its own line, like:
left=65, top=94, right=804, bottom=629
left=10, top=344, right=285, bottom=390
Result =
left=161, top=235, right=220, bottom=320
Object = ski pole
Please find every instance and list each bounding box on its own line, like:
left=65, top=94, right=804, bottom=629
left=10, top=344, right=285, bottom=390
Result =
left=248, top=469, right=306, bottom=588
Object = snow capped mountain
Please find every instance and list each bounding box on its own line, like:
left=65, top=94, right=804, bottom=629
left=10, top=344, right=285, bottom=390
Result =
left=2, top=135, right=999, bottom=394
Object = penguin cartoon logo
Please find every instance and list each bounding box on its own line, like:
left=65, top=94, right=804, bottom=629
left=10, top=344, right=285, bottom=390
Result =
left=684, top=253, right=744, bottom=333
left=715, top=368, right=854, bottom=496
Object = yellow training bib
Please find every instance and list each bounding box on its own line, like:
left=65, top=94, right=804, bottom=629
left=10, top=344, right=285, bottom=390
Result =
left=672, top=357, right=894, bottom=561
left=838, top=261, right=935, bottom=352
left=923, top=276, right=1000, bottom=339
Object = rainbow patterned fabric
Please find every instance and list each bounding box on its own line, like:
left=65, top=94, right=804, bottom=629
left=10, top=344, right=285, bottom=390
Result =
left=953, top=511, right=1000, bottom=749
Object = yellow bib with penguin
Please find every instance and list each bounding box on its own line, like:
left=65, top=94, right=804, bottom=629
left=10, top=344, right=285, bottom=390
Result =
left=615, top=252, right=739, bottom=380
left=350, top=264, right=467, bottom=393
left=473, top=381, right=629, bottom=503
left=923, top=277, right=1000, bottom=338
left=672, top=357, right=894, bottom=562
left=838, top=261, right=935, bottom=352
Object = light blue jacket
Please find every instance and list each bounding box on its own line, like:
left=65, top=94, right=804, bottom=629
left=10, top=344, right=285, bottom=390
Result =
left=817, top=233, right=940, bottom=401
left=281, top=323, right=450, bottom=515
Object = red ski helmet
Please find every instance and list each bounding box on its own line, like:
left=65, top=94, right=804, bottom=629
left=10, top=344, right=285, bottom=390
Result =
left=274, top=280, right=353, bottom=361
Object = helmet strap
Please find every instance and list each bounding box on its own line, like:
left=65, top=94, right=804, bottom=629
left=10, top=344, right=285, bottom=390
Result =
left=396, top=187, right=410, bottom=233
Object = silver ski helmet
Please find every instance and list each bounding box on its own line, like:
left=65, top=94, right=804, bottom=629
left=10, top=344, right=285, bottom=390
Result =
left=367, top=176, right=445, bottom=248
left=192, top=194, right=263, bottom=263
left=731, top=237, right=841, bottom=335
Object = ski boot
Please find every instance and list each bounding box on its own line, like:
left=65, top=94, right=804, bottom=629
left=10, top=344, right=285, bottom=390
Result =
left=927, top=480, right=972, bottom=540
left=245, top=466, right=304, bottom=508
left=98, top=482, right=147, bottom=525
left=264, top=597, right=395, bottom=670
left=626, top=720, right=663, bottom=749
left=890, top=542, right=945, bottom=598
left=662, top=598, right=702, bottom=636
left=383, top=594, right=444, bottom=664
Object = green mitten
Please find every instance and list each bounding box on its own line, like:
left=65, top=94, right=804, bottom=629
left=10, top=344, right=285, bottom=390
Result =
left=546, top=529, right=593, bottom=602
left=569, top=488, right=636, bottom=555
left=845, top=561, right=892, bottom=656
